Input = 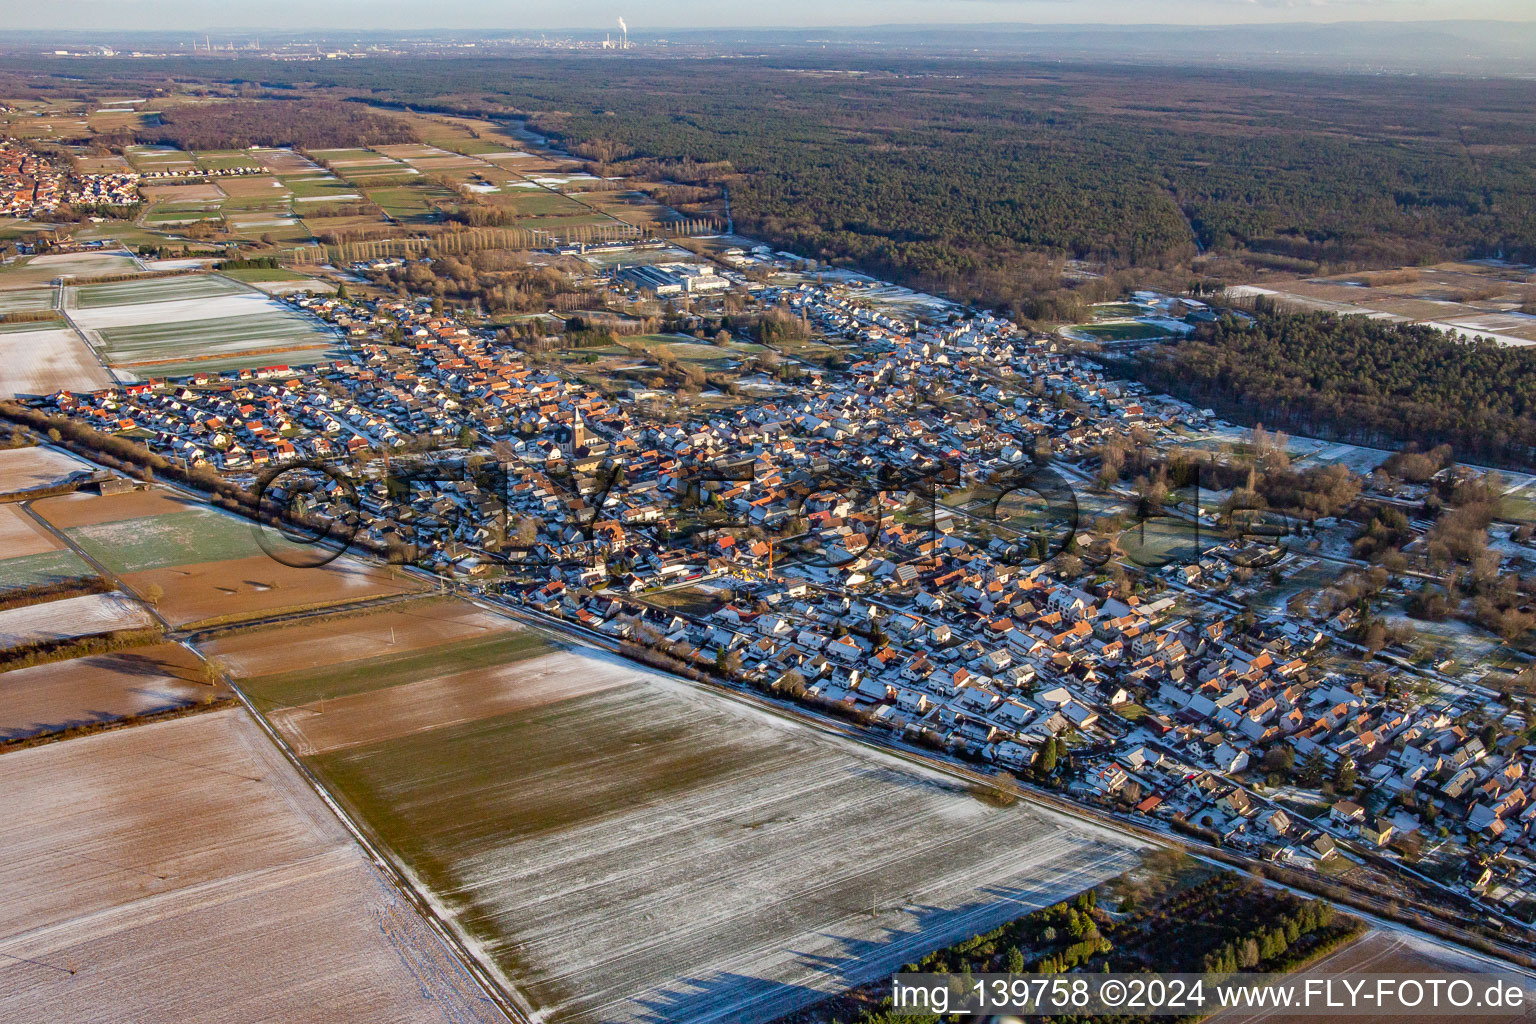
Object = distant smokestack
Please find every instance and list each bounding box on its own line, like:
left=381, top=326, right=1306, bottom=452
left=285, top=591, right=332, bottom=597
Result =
left=618, top=17, right=627, bottom=49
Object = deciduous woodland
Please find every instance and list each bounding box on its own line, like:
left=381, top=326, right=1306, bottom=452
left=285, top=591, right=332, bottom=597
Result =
left=141, top=99, right=418, bottom=151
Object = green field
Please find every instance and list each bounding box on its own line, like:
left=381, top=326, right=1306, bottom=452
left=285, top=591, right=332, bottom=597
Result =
left=495, top=191, right=589, bottom=217
left=1071, top=320, right=1177, bottom=342
left=629, top=334, right=768, bottom=370
left=1091, top=302, right=1153, bottom=320
left=279, top=175, right=361, bottom=200
left=218, top=267, right=311, bottom=284
left=143, top=207, right=225, bottom=226
left=0, top=548, right=96, bottom=590
left=1118, top=516, right=1209, bottom=568
left=307, top=148, right=381, bottom=163
left=367, top=184, right=451, bottom=220
left=93, top=309, right=338, bottom=367
left=65, top=507, right=273, bottom=574
left=75, top=274, right=246, bottom=308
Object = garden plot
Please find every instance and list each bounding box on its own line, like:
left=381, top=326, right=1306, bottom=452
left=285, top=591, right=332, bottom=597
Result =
left=0, top=642, right=219, bottom=739
left=301, top=648, right=1144, bottom=1024
left=68, top=290, right=340, bottom=370
left=0, top=708, right=504, bottom=1024
left=0, top=591, right=152, bottom=650
left=0, top=325, right=113, bottom=398
left=0, top=446, right=92, bottom=492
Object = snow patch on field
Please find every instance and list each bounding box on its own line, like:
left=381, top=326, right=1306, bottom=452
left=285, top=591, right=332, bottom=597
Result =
left=0, top=709, right=503, bottom=1024
left=0, top=326, right=114, bottom=399
left=0, top=591, right=152, bottom=650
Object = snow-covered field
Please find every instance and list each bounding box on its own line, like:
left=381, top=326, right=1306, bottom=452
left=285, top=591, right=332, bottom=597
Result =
left=0, top=325, right=114, bottom=398
left=0, top=446, right=92, bottom=492
left=309, top=650, right=1144, bottom=1024
left=0, top=708, right=503, bottom=1024
left=66, top=288, right=338, bottom=371
left=0, top=591, right=153, bottom=649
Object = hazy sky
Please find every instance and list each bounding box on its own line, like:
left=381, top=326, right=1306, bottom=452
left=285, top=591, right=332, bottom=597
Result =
left=4, top=0, right=1534, bottom=33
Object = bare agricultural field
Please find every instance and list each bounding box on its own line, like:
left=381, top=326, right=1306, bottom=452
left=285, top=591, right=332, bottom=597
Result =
left=121, top=553, right=423, bottom=629
left=0, top=642, right=220, bottom=739
left=73, top=154, right=134, bottom=174
left=0, top=590, right=152, bottom=650
left=252, top=146, right=323, bottom=175
left=205, top=598, right=517, bottom=679
left=260, top=636, right=566, bottom=755
left=0, top=446, right=91, bottom=493
left=0, top=708, right=506, bottom=1024
left=0, top=325, right=114, bottom=398
left=1209, top=929, right=1536, bottom=1024
left=217, top=174, right=292, bottom=200
left=305, top=651, right=1144, bottom=1024
left=33, top=486, right=204, bottom=529
left=137, top=182, right=225, bottom=203
left=0, top=502, right=63, bottom=557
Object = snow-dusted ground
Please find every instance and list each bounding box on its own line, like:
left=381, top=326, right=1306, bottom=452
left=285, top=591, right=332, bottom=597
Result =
left=0, top=708, right=502, bottom=1024
left=370, top=653, right=1145, bottom=1024
left=0, top=326, right=114, bottom=399
left=0, top=591, right=153, bottom=650
left=68, top=290, right=309, bottom=332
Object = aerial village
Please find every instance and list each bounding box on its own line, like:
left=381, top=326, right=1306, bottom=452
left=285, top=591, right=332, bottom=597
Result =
left=0, top=139, right=139, bottom=217
left=18, top=227, right=1536, bottom=933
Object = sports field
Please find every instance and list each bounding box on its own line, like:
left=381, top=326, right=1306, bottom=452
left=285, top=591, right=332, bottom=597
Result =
left=0, top=708, right=505, bottom=1024
left=247, top=614, right=1144, bottom=1024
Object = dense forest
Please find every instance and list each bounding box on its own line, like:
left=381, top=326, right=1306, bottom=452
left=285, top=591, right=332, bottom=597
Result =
left=1122, top=312, right=1536, bottom=469
left=165, top=55, right=1536, bottom=311
left=142, top=99, right=416, bottom=151
left=8, top=56, right=1536, bottom=317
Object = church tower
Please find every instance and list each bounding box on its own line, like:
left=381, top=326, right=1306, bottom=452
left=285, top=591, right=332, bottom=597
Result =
left=566, top=411, right=591, bottom=457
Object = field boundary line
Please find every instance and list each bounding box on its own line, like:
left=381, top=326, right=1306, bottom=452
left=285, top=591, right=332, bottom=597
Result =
left=209, top=652, right=532, bottom=1024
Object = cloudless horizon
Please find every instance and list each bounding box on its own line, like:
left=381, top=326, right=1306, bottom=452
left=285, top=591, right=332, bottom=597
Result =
left=2, top=0, right=1534, bottom=33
